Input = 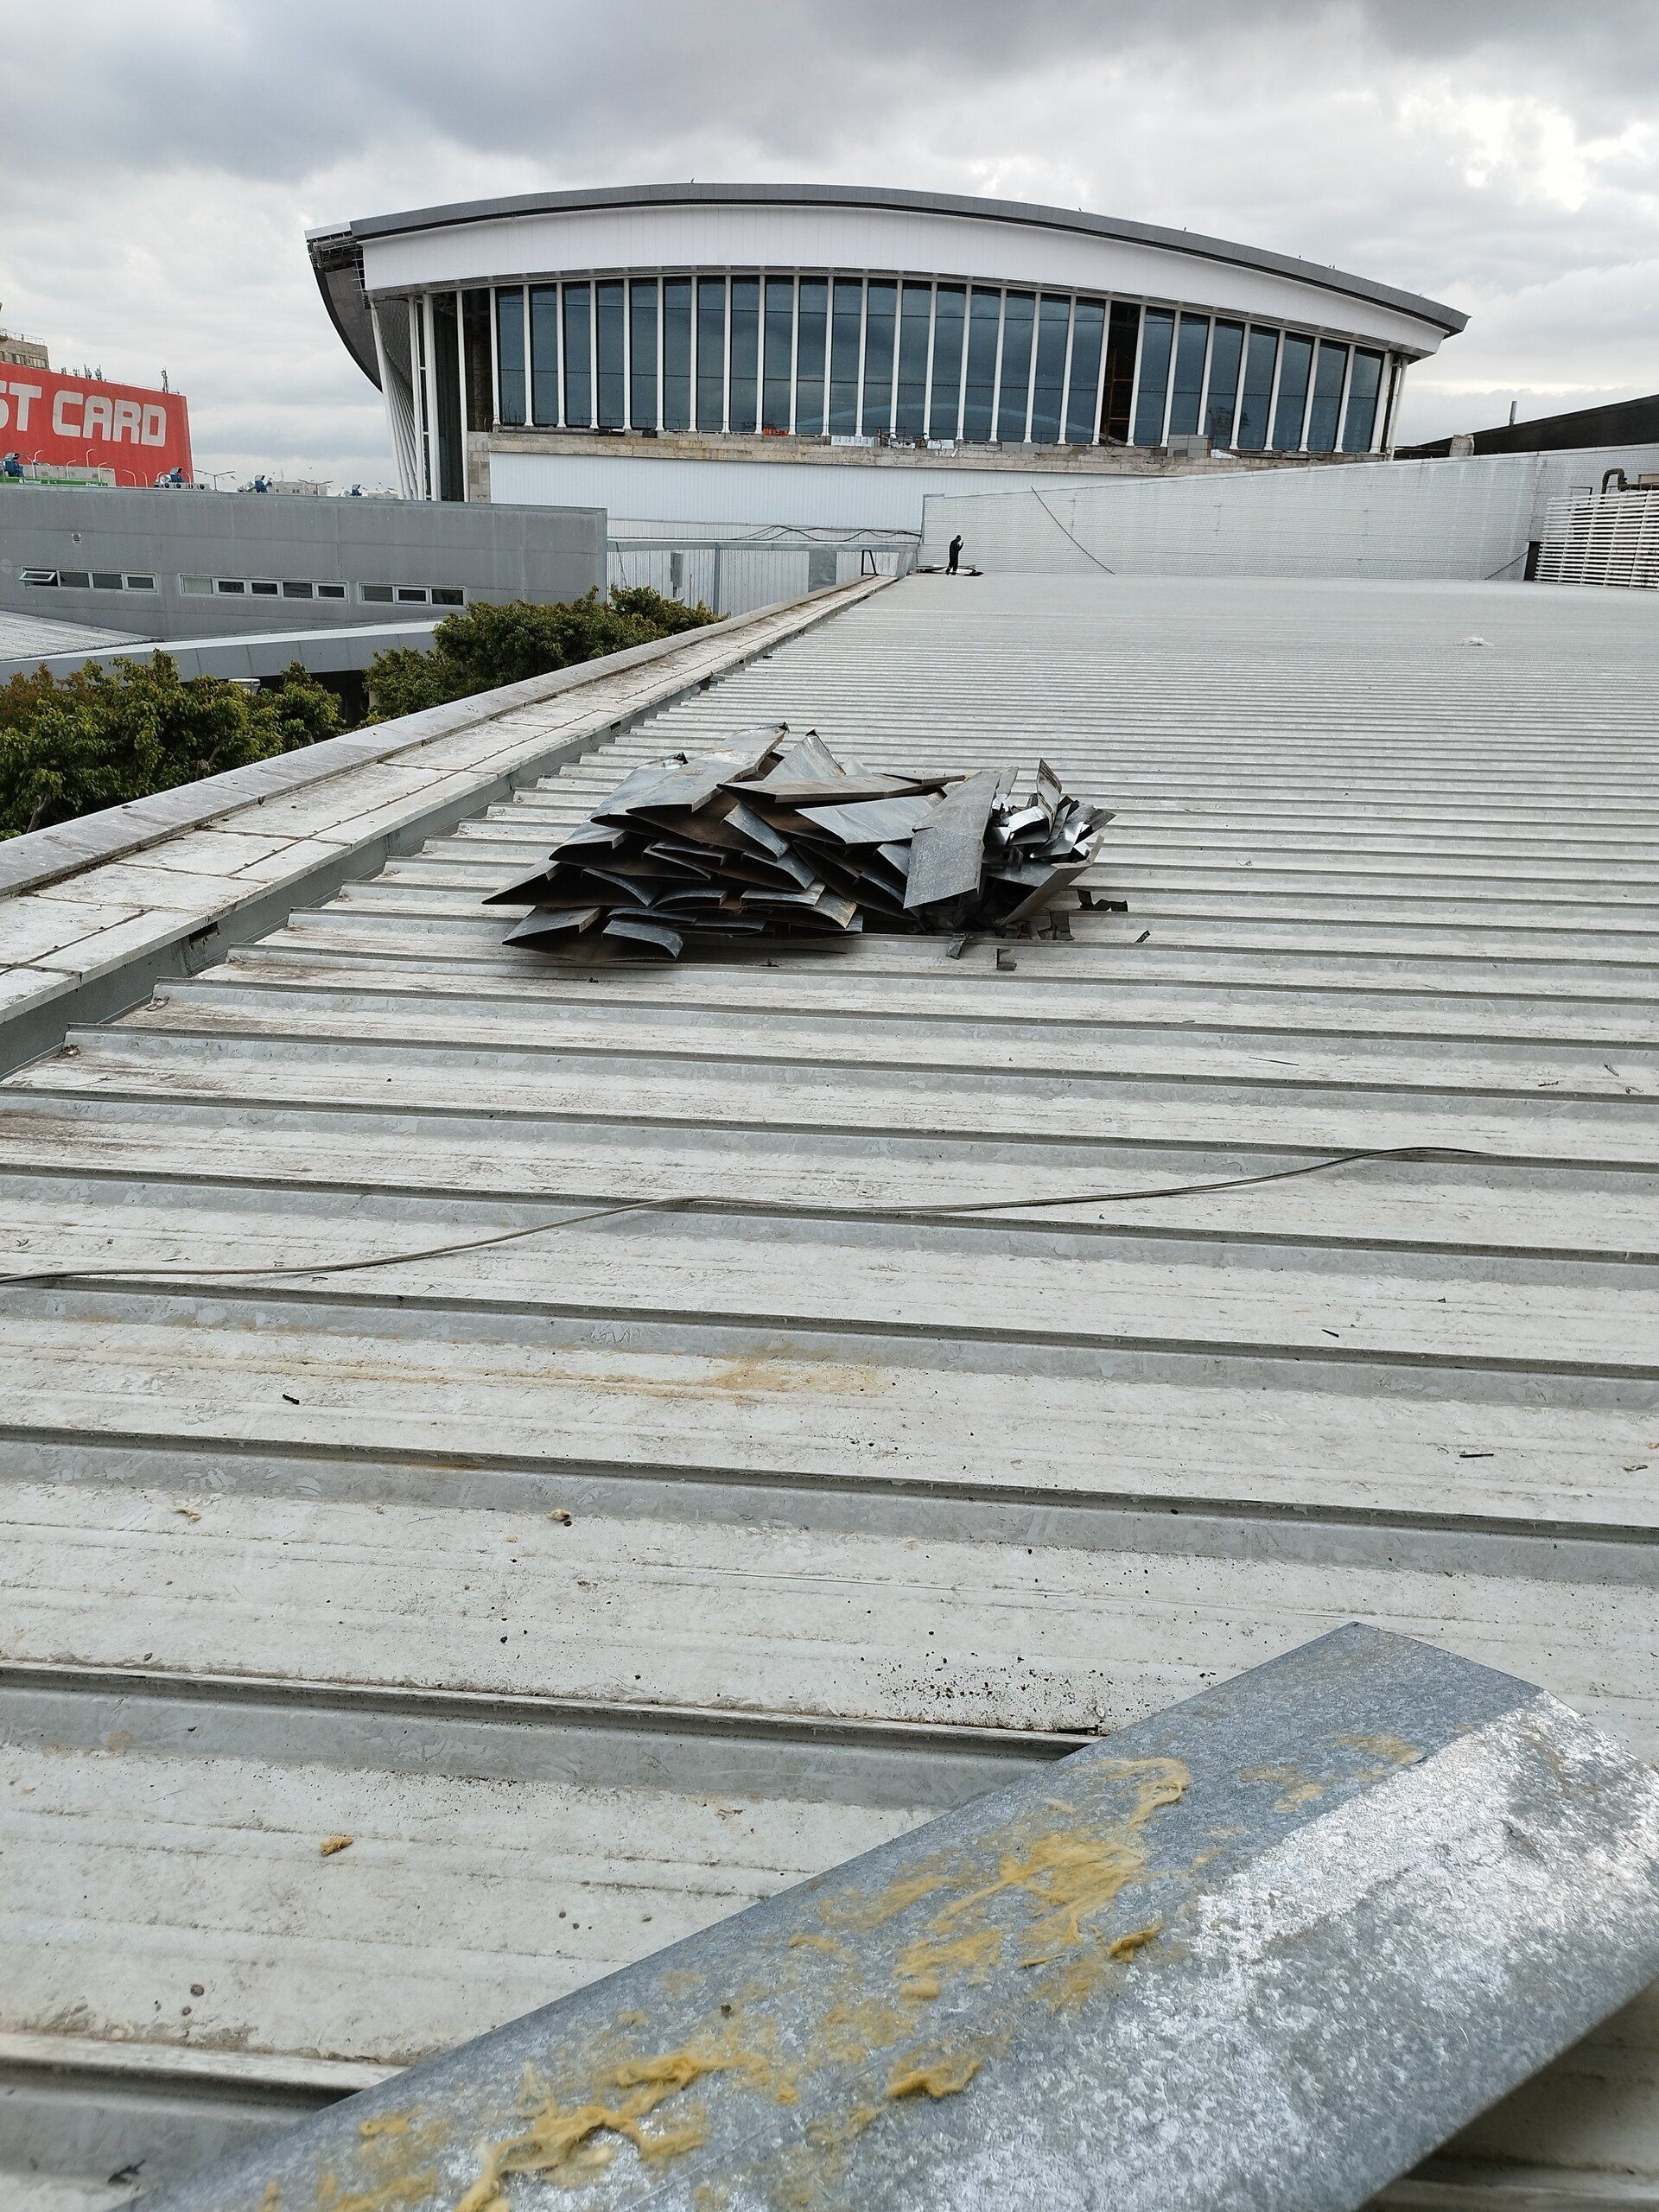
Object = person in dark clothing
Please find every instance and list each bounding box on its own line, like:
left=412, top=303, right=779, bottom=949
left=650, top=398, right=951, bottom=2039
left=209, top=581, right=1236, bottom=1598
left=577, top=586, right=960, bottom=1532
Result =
left=947, top=533, right=963, bottom=574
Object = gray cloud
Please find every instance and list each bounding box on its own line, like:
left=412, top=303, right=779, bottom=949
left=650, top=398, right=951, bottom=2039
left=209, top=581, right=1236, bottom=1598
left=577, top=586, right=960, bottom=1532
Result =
left=3, top=0, right=1653, bottom=484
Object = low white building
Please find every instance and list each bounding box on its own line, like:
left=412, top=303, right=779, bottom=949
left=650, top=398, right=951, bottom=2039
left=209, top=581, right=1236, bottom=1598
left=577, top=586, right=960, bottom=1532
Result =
left=308, top=181, right=1465, bottom=533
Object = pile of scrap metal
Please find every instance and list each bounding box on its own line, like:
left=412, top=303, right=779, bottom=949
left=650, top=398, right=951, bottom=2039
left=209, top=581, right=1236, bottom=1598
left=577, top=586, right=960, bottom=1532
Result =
left=487, top=722, right=1110, bottom=958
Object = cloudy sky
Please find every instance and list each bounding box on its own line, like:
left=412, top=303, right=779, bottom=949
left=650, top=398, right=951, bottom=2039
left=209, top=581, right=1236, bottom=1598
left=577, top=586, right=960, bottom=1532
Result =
left=4, top=0, right=1656, bottom=487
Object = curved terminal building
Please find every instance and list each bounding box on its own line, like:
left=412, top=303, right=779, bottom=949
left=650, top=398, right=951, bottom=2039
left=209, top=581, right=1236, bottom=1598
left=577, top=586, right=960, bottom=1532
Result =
left=308, top=183, right=1465, bottom=532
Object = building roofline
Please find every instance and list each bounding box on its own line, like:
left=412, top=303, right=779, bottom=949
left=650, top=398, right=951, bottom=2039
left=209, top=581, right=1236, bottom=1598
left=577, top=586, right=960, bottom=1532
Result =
left=304, top=181, right=1466, bottom=339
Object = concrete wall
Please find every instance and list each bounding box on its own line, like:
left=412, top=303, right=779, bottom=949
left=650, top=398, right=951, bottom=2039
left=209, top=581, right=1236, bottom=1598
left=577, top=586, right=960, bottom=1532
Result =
left=0, top=485, right=607, bottom=639
left=919, top=444, right=1659, bottom=579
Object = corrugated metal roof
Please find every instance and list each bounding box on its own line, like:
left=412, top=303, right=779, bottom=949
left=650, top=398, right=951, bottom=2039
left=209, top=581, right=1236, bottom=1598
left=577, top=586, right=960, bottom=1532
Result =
left=2, top=571, right=1656, bottom=2208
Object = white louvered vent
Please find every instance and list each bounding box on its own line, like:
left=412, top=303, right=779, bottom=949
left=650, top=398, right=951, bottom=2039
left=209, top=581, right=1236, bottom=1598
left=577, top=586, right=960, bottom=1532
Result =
left=1536, top=486, right=1659, bottom=588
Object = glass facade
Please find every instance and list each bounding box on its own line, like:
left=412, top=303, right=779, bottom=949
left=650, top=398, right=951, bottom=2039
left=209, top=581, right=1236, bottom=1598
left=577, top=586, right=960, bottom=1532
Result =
left=1306, top=340, right=1348, bottom=453
left=495, top=287, right=525, bottom=426
left=996, top=291, right=1035, bottom=442
left=696, top=277, right=725, bottom=432
left=630, top=280, right=658, bottom=431
left=662, top=278, right=691, bottom=431
left=529, top=285, right=558, bottom=425
left=467, top=270, right=1396, bottom=462
left=763, top=276, right=794, bottom=431
left=895, top=283, right=931, bottom=439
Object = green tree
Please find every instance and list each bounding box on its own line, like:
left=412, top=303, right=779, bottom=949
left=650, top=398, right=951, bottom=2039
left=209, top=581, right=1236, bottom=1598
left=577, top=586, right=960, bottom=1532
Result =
left=0, top=655, right=342, bottom=838
left=365, top=588, right=719, bottom=721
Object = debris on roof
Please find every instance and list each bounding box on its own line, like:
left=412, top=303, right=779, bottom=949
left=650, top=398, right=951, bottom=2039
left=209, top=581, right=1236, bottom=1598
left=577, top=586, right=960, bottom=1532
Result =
left=486, top=723, right=1112, bottom=956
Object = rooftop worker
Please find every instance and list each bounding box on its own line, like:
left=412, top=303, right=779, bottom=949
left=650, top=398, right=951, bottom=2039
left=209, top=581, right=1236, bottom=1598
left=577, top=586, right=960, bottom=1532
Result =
left=1, top=451, right=23, bottom=480
left=349, top=483, right=363, bottom=496
left=251, top=474, right=270, bottom=493
left=947, top=532, right=964, bottom=574
left=156, top=465, right=187, bottom=487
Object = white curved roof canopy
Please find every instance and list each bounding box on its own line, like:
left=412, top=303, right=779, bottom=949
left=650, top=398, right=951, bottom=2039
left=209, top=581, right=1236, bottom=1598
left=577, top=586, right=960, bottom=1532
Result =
left=309, top=182, right=1465, bottom=390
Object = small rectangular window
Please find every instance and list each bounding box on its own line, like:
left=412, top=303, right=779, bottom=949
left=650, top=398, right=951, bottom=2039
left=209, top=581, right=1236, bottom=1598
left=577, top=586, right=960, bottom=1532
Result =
left=696, top=276, right=726, bottom=431
left=1029, top=295, right=1071, bottom=444
left=529, top=284, right=560, bottom=425
left=1306, top=340, right=1349, bottom=452
left=216, top=579, right=247, bottom=594
left=250, top=580, right=279, bottom=596
left=861, top=279, right=896, bottom=435
left=630, top=278, right=658, bottom=429
left=563, top=283, right=592, bottom=428
left=1236, top=327, right=1277, bottom=451
left=396, top=586, right=429, bottom=603
left=728, top=276, right=760, bottom=435
left=431, top=587, right=464, bottom=606
left=930, top=284, right=965, bottom=440
left=180, top=574, right=213, bottom=595
left=124, top=574, right=156, bottom=590
left=662, top=277, right=692, bottom=432
left=795, top=276, right=827, bottom=435
left=495, top=285, right=526, bottom=426
left=20, top=569, right=59, bottom=586
left=360, top=584, right=394, bottom=603
left=1166, top=315, right=1210, bottom=438
left=92, top=570, right=124, bottom=591
left=1064, top=299, right=1105, bottom=445
left=1204, top=321, right=1245, bottom=446
left=281, top=581, right=314, bottom=599
left=59, top=571, right=92, bottom=588
left=828, top=277, right=862, bottom=435
left=316, top=582, right=346, bottom=600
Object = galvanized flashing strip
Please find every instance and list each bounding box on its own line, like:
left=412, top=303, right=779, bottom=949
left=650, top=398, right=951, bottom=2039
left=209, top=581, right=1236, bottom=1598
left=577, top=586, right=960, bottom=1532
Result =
left=130, top=1624, right=1659, bottom=2212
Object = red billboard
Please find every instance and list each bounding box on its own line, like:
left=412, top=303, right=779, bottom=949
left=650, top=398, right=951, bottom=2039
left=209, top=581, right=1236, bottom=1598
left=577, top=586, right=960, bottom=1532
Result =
left=0, top=364, right=194, bottom=483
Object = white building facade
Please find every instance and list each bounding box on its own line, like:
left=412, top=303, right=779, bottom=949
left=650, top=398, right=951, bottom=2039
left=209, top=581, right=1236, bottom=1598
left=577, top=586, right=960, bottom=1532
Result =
left=308, top=183, right=1465, bottom=534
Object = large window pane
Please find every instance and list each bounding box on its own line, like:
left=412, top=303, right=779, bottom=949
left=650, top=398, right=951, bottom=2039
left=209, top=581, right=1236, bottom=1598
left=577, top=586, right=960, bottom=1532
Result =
left=696, top=277, right=725, bottom=431
left=595, top=280, right=625, bottom=428
left=930, top=284, right=965, bottom=439
left=1102, top=302, right=1140, bottom=443
left=432, top=293, right=463, bottom=501
left=1306, top=340, right=1348, bottom=452
left=563, top=283, right=592, bottom=428
left=996, top=291, right=1035, bottom=441
left=462, top=288, right=493, bottom=433
left=729, top=276, right=760, bottom=434
left=796, top=277, right=828, bottom=435
left=1271, top=332, right=1314, bottom=449
left=1204, top=320, right=1244, bottom=445
left=1065, top=298, right=1104, bottom=444
left=894, top=283, right=931, bottom=439
left=495, top=287, right=525, bottom=426
left=763, top=276, right=793, bottom=431
left=1132, top=308, right=1174, bottom=445
left=1236, top=327, right=1276, bottom=451
left=861, top=279, right=896, bottom=435
left=829, top=278, right=861, bottom=435
left=662, top=278, right=691, bottom=431
left=529, top=285, right=559, bottom=425
left=962, top=289, right=1001, bottom=441
left=1166, top=314, right=1210, bottom=437
left=1028, top=295, right=1071, bottom=444
left=1341, top=347, right=1384, bottom=453
left=629, top=281, right=658, bottom=429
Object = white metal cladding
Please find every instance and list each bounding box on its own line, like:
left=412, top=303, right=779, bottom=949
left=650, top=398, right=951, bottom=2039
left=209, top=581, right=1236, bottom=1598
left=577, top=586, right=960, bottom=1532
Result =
left=1538, top=486, right=1659, bottom=588
left=360, top=201, right=1454, bottom=357
left=920, top=443, right=1659, bottom=579
left=3, top=573, right=1659, bottom=2207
